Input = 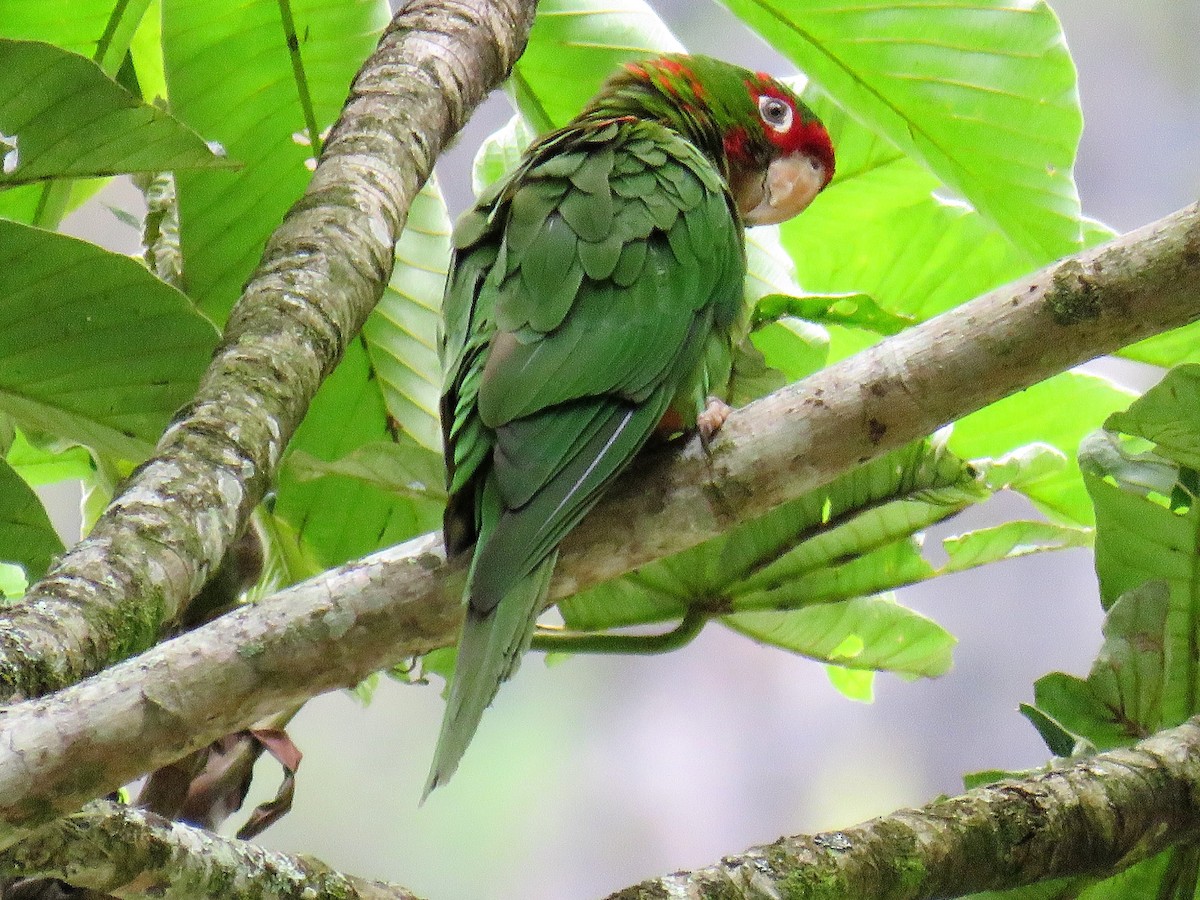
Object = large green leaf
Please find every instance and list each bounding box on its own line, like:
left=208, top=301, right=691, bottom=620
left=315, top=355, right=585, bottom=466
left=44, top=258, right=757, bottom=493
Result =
left=557, top=440, right=979, bottom=664
left=275, top=337, right=442, bottom=569
left=361, top=179, right=449, bottom=455
left=164, top=0, right=389, bottom=320
left=512, top=0, right=682, bottom=134
left=0, top=456, right=65, bottom=584
left=5, top=430, right=94, bottom=487
left=723, top=0, right=1083, bottom=262
left=0, top=219, right=219, bottom=461
left=1105, top=365, right=1200, bottom=470
left=727, top=593, right=954, bottom=678
left=780, top=92, right=1032, bottom=363
left=1031, top=580, right=1168, bottom=752
left=0, top=39, right=225, bottom=187
left=1081, top=437, right=1200, bottom=728
left=1121, top=322, right=1200, bottom=369
left=274, top=176, right=450, bottom=567
left=1062, top=369, right=1200, bottom=740
left=287, top=439, right=445, bottom=503
left=949, top=372, right=1137, bottom=525
left=0, top=0, right=146, bottom=57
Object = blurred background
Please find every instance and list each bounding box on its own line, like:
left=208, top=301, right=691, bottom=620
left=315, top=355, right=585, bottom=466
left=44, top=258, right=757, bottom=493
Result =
left=56, top=0, right=1199, bottom=897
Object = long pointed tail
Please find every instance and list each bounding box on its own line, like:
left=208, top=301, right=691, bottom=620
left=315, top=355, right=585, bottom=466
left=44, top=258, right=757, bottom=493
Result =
left=422, top=554, right=556, bottom=801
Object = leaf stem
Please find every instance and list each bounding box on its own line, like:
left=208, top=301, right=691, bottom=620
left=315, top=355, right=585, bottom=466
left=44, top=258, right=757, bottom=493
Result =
left=529, top=605, right=711, bottom=655
left=277, top=0, right=323, bottom=158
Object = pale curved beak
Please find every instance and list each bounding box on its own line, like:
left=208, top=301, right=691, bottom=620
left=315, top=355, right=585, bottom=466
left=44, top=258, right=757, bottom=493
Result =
left=740, top=152, right=829, bottom=226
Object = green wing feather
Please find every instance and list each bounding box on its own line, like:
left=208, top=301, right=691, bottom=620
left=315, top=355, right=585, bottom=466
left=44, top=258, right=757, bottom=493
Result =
left=425, top=119, right=745, bottom=797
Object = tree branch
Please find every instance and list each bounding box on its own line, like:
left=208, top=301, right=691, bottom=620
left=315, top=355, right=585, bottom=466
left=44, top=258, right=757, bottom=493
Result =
left=9, top=714, right=1200, bottom=900
left=0, top=801, right=423, bottom=900
left=0, top=0, right=539, bottom=704
left=1, top=202, right=1198, bottom=849
left=607, top=716, right=1200, bottom=899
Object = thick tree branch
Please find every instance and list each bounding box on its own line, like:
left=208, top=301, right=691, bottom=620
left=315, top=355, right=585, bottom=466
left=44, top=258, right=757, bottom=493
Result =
left=1, top=202, right=1198, bottom=849
left=607, top=716, right=1200, bottom=899
left=0, top=801, right=422, bottom=900
left=8, top=715, right=1200, bottom=900
left=0, top=0, right=538, bottom=704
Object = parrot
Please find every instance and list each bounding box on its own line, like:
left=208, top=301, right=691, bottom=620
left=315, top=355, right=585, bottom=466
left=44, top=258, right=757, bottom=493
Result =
left=424, top=53, right=835, bottom=797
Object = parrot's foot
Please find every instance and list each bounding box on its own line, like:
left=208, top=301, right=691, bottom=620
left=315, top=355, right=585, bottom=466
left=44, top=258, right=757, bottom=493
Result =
left=697, top=396, right=732, bottom=447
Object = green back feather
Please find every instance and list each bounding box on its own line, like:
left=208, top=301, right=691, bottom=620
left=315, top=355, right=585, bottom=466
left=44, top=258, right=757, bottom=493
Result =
left=427, top=56, right=787, bottom=795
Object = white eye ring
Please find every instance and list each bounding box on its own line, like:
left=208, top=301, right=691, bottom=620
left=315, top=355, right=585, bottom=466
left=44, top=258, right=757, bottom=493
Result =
left=758, top=95, right=793, bottom=133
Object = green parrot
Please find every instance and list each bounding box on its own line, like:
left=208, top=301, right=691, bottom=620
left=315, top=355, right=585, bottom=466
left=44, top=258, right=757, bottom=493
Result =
left=425, top=53, right=835, bottom=797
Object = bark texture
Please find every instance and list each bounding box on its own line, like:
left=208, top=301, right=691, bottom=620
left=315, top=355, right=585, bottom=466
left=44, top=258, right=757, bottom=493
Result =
left=1, top=801, right=421, bottom=900
left=8, top=716, right=1200, bottom=900
left=608, top=717, right=1200, bottom=899
left=2, top=202, right=1199, bottom=849
left=0, top=0, right=538, bottom=704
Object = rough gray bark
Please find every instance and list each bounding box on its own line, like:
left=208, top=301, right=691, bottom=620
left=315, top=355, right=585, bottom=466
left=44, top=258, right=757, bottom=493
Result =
left=8, top=716, right=1200, bottom=900
left=608, top=716, right=1200, bottom=899
left=2, top=201, right=1199, bottom=851
left=0, top=0, right=539, bottom=704
left=1, top=801, right=422, bottom=900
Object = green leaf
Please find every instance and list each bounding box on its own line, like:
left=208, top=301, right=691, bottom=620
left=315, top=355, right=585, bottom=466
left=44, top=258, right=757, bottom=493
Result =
left=728, top=593, right=954, bottom=679
left=972, top=443, right=1069, bottom=493
left=0, top=0, right=156, bottom=225
left=164, top=0, right=390, bottom=320
left=742, top=226, right=829, bottom=383
left=286, top=440, right=445, bottom=503
left=0, top=455, right=64, bottom=583
left=1081, top=435, right=1200, bottom=728
left=5, top=430, right=93, bottom=486
left=950, top=372, right=1137, bottom=525
left=779, top=93, right=1033, bottom=363
left=724, top=0, right=1084, bottom=261
left=272, top=177, right=450, bottom=568
left=512, top=0, right=682, bottom=133
left=753, top=292, right=915, bottom=336
left=964, top=875, right=1086, bottom=900
left=1017, top=696, right=1094, bottom=763
left=556, top=439, right=979, bottom=657
left=0, top=219, right=219, bottom=461
left=1105, top=365, right=1200, bottom=470
left=129, top=0, right=167, bottom=104
left=1030, top=579, right=1171, bottom=753
left=1120, top=322, right=1200, bottom=369
left=0, top=0, right=148, bottom=63
left=0, top=562, right=26, bottom=605
left=0, top=39, right=226, bottom=186
left=1076, top=847, right=1200, bottom=900
left=472, top=115, right=534, bottom=196
left=362, top=177, right=450, bottom=455
left=256, top=508, right=325, bottom=590
left=942, top=520, right=1091, bottom=573
left=275, top=340, right=443, bottom=569
left=826, top=659, right=875, bottom=701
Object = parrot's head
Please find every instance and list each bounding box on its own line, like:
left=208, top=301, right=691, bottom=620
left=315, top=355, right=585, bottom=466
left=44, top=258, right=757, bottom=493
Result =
left=611, top=54, right=835, bottom=226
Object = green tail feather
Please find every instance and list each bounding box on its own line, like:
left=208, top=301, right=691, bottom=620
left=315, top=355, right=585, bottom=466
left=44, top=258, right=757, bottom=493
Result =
left=422, top=553, right=557, bottom=801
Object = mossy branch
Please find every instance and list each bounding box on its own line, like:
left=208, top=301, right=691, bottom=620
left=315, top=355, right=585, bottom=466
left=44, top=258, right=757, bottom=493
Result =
left=0, top=800, right=424, bottom=900
left=7, top=716, right=1200, bottom=899
left=607, top=716, right=1200, bottom=899
left=2, top=202, right=1199, bottom=852
left=0, top=0, right=539, bottom=704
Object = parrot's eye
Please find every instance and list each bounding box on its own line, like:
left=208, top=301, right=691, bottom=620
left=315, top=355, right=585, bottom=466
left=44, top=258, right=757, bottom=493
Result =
left=758, top=95, right=793, bottom=133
